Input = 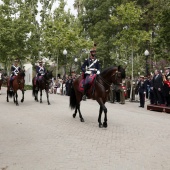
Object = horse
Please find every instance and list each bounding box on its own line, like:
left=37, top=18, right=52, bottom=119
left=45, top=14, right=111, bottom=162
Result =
left=6, top=70, right=25, bottom=106
left=69, top=66, right=126, bottom=128
left=32, top=70, right=53, bottom=105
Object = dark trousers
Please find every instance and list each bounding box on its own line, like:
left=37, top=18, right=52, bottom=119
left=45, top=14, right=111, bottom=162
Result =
left=153, top=88, right=164, bottom=104
left=139, top=92, right=145, bottom=107
left=149, top=90, right=154, bottom=104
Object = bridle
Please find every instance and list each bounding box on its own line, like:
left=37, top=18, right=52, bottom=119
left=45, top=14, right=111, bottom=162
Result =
left=97, top=71, right=120, bottom=87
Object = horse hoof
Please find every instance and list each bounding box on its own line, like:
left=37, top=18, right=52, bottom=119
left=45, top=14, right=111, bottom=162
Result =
left=40, top=101, right=42, bottom=103
left=103, top=122, right=107, bottom=128
left=73, top=114, right=76, bottom=118
left=80, top=118, right=84, bottom=122
left=99, top=124, right=103, bottom=128
left=16, top=103, right=19, bottom=106
left=48, top=103, right=51, bottom=105
left=21, top=99, right=24, bottom=103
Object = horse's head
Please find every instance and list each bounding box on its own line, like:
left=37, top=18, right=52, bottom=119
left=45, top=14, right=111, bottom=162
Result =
left=44, top=70, right=53, bottom=84
left=113, top=65, right=126, bottom=84
left=100, top=66, right=126, bottom=85
left=17, top=70, right=25, bottom=79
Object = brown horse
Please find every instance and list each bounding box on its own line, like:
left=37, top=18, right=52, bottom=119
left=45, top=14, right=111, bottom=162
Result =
left=6, top=70, right=25, bottom=106
left=32, top=70, right=53, bottom=105
left=69, top=66, right=126, bottom=128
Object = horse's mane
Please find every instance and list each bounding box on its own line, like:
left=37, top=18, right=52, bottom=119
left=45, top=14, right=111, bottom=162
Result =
left=18, top=70, right=25, bottom=77
left=100, top=65, right=126, bottom=79
left=100, top=66, right=117, bottom=76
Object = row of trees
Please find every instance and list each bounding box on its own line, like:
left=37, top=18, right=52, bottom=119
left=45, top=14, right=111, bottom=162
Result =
left=0, top=0, right=170, bottom=77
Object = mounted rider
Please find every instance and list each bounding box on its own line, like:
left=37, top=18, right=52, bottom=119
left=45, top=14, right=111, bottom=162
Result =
left=81, top=47, right=100, bottom=101
left=9, top=59, right=21, bottom=90
left=35, top=60, right=46, bottom=89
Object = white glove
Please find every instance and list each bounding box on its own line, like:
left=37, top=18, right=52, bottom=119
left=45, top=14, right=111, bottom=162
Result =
left=85, top=70, right=92, bottom=74
left=97, top=70, right=100, bottom=74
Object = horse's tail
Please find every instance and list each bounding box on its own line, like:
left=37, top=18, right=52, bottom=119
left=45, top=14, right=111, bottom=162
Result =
left=69, top=86, right=77, bottom=110
left=8, top=90, right=14, bottom=98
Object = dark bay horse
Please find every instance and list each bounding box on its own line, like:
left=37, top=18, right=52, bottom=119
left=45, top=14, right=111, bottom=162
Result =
left=69, top=66, right=126, bottom=128
left=6, top=70, right=25, bottom=106
left=32, top=70, right=53, bottom=105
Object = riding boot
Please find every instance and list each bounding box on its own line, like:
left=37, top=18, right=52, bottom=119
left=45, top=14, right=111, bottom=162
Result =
left=82, top=84, right=88, bottom=101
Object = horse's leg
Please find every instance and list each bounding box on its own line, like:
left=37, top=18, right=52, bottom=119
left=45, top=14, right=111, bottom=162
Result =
left=77, top=103, right=84, bottom=122
left=36, top=90, right=39, bottom=102
left=45, top=89, right=50, bottom=105
left=15, top=91, right=19, bottom=106
left=13, top=92, right=16, bottom=103
left=7, top=90, right=9, bottom=102
left=0, top=86, right=1, bottom=95
left=98, top=99, right=108, bottom=128
left=103, top=104, right=108, bottom=128
left=73, top=106, right=77, bottom=118
left=40, top=89, right=42, bottom=103
left=21, top=90, right=24, bottom=102
left=98, top=105, right=103, bottom=128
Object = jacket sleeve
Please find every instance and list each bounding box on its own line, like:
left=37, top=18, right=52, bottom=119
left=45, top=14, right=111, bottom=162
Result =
left=81, top=60, right=87, bottom=72
left=36, top=66, right=39, bottom=73
left=96, top=60, right=100, bottom=71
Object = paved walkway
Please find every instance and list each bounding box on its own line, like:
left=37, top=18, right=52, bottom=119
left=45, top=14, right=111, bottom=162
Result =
left=0, top=87, right=170, bottom=170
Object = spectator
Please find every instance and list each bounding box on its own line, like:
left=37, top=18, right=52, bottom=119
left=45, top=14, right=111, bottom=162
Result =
left=138, top=75, right=146, bottom=108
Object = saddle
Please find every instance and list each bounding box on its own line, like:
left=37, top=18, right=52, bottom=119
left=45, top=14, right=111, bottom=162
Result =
left=78, top=74, right=96, bottom=93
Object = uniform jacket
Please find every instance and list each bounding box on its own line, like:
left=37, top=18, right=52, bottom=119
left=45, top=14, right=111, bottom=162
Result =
left=153, top=74, right=163, bottom=89
left=36, top=65, right=46, bottom=76
left=138, top=80, right=147, bottom=93
left=81, top=57, right=100, bottom=74
left=11, top=65, right=21, bottom=76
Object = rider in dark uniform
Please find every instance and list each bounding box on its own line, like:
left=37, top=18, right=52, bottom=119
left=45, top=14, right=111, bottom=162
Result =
left=81, top=48, right=100, bottom=101
left=10, top=59, right=21, bottom=90
left=35, top=60, right=46, bottom=89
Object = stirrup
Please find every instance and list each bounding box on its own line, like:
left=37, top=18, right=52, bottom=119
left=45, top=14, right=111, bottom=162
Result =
left=82, top=95, right=87, bottom=101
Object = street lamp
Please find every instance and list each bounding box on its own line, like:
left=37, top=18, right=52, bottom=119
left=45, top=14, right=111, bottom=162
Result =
left=144, top=50, right=149, bottom=76
left=63, top=49, right=67, bottom=80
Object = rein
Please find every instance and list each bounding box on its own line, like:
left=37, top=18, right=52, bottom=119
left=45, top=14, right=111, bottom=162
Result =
left=97, top=71, right=118, bottom=87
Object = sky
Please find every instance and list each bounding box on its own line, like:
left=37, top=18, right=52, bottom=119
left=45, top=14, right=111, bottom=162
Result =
left=51, top=0, right=77, bottom=16
left=65, top=0, right=77, bottom=15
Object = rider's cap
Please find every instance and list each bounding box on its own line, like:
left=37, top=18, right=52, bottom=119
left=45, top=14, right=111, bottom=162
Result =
left=140, top=75, right=144, bottom=78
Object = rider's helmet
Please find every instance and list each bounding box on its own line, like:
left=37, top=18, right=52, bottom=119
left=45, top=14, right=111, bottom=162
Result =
left=90, top=47, right=96, bottom=58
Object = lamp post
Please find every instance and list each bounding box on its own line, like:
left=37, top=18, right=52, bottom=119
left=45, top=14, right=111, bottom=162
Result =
left=74, top=57, right=78, bottom=74
left=144, top=50, right=149, bottom=76
left=63, top=49, right=67, bottom=80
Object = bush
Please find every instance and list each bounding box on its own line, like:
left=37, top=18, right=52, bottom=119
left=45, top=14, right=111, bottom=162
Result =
left=24, top=85, right=32, bottom=90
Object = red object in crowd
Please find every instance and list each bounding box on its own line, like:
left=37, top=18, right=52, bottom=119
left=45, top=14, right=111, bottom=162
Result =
left=121, top=85, right=127, bottom=97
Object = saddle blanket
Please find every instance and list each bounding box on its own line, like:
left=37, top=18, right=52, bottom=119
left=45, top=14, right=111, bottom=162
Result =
left=78, top=74, right=96, bottom=92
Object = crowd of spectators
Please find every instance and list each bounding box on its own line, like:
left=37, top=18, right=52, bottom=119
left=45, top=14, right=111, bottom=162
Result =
left=107, top=68, right=170, bottom=108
